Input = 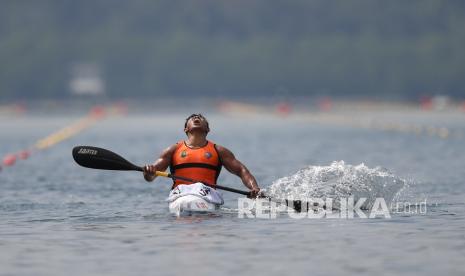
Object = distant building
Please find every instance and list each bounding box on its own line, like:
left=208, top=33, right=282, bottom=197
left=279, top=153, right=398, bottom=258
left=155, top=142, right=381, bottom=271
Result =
left=69, top=63, right=105, bottom=96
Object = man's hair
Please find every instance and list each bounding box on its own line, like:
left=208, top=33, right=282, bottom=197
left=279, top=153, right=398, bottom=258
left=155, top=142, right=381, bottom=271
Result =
left=184, top=113, right=209, bottom=134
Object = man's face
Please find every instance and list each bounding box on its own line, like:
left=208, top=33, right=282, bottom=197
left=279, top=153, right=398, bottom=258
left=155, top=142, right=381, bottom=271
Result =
left=185, top=115, right=209, bottom=135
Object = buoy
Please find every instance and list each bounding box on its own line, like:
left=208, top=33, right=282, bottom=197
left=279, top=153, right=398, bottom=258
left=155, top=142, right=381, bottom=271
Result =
left=14, top=103, right=27, bottom=115
left=318, top=97, right=333, bottom=112
left=3, top=154, right=17, bottom=166
left=420, top=96, right=432, bottom=110
left=89, top=105, right=106, bottom=118
left=276, top=102, right=291, bottom=116
left=18, top=150, right=31, bottom=160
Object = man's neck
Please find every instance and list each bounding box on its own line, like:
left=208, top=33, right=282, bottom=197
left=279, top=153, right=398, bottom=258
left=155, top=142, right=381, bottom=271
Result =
left=186, top=134, right=207, bottom=148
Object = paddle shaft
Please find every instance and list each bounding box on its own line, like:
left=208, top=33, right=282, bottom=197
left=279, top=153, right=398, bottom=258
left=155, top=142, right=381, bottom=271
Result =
left=153, top=171, right=250, bottom=196
left=117, top=165, right=250, bottom=195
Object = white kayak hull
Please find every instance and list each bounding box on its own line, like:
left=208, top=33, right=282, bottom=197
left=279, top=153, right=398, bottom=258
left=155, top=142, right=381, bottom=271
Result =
left=169, top=195, right=220, bottom=216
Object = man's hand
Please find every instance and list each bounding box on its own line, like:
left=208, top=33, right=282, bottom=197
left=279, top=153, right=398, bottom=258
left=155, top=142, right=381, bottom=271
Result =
left=143, top=164, right=157, bottom=182
left=143, top=144, right=177, bottom=182
left=248, top=187, right=262, bottom=198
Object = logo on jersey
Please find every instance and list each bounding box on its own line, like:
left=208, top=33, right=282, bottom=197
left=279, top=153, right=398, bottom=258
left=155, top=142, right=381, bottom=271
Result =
left=181, top=151, right=187, bottom=158
left=204, top=152, right=212, bottom=159
left=199, top=187, right=211, bottom=196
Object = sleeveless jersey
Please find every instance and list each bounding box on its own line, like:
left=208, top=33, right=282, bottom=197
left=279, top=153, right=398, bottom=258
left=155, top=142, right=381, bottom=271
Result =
left=170, top=140, right=222, bottom=188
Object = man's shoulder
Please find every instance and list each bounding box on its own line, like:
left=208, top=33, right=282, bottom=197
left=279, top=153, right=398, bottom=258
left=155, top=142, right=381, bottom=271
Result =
left=212, top=142, right=224, bottom=151
left=164, top=143, right=180, bottom=154
left=213, top=144, right=233, bottom=156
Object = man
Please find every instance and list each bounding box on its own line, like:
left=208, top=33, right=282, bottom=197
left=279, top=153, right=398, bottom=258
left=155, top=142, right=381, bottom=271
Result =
left=143, top=113, right=261, bottom=198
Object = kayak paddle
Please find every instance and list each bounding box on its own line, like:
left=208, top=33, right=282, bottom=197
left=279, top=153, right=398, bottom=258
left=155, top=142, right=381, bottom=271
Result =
left=72, top=146, right=249, bottom=195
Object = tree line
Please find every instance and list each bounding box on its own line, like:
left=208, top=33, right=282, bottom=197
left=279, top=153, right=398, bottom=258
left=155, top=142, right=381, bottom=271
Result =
left=1, top=0, right=464, bottom=100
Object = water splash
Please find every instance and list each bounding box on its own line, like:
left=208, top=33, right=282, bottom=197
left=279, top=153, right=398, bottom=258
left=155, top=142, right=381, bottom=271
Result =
left=267, top=161, right=407, bottom=209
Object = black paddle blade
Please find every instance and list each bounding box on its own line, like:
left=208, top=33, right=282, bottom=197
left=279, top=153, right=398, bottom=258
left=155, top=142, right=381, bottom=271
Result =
left=72, top=146, right=143, bottom=171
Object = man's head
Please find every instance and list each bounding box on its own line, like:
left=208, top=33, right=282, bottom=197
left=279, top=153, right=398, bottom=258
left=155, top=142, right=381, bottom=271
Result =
left=184, top=113, right=210, bottom=136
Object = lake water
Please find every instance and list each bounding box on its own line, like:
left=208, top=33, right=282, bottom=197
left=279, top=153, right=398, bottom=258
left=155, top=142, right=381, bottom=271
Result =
left=1, top=109, right=464, bottom=275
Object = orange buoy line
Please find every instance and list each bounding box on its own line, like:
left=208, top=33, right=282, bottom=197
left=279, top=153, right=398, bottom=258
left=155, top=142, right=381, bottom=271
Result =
left=35, top=109, right=103, bottom=150
left=1, top=103, right=127, bottom=171
left=217, top=101, right=266, bottom=114
left=217, top=100, right=462, bottom=140
left=302, top=112, right=461, bottom=139
left=0, top=103, right=27, bottom=116
left=217, top=100, right=293, bottom=117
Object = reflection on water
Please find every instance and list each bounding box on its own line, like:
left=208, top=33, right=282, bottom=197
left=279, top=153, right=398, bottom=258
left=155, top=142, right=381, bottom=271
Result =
left=72, top=224, right=126, bottom=232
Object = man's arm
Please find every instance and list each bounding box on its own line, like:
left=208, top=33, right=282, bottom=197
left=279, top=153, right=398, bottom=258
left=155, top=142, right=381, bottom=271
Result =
left=143, top=144, right=177, bottom=182
left=216, top=145, right=261, bottom=197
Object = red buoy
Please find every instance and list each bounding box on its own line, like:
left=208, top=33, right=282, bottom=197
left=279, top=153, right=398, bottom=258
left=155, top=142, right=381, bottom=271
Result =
left=18, top=150, right=31, bottom=160
left=3, top=154, right=17, bottom=166
left=89, top=105, right=106, bottom=118
left=318, top=97, right=333, bottom=112
left=420, top=96, right=433, bottom=110
left=276, top=102, right=291, bottom=116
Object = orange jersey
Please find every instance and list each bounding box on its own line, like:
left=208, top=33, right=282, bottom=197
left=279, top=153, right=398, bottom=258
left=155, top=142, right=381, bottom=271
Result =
left=170, top=140, right=222, bottom=188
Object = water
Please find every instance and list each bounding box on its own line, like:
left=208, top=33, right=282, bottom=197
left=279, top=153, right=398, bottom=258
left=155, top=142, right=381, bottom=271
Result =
left=1, top=111, right=465, bottom=275
left=267, top=161, right=408, bottom=210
